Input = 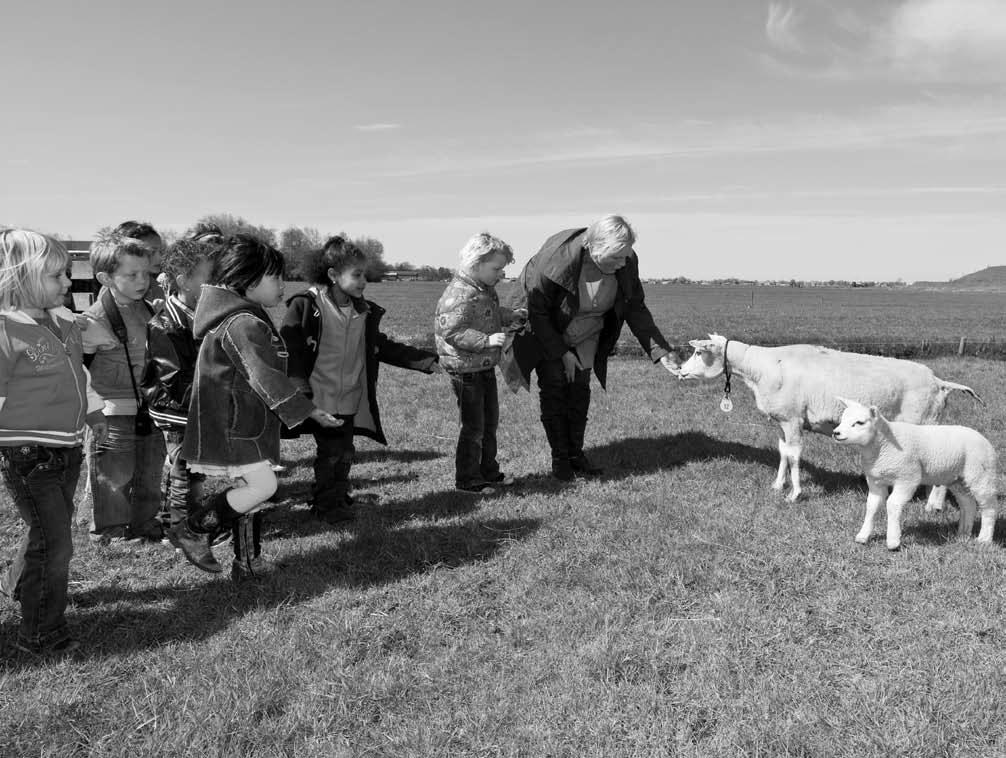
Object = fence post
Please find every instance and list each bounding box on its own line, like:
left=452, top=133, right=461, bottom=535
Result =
left=958, top=336, right=967, bottom=356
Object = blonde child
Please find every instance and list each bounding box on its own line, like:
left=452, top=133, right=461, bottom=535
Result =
left=435, top=233, right=526, bottom=493
left=168, top=234, right=341, bottom=579
left=0, top=230, right=106, bottom=655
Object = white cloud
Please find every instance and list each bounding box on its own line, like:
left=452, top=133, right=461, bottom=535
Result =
left=764, top=0, right=1006, bottom=82
left=766, top=3, right=804, bottom=53
left=886, top=0, right=1006, bottom=80
left=354, top=123, right=402, bottom=132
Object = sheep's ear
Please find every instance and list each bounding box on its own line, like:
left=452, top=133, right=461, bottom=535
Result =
left=688, top=339, right=703, bottom=349
left=869, top=405, right=879, bottom=419
left=835, top=396, right=850, bottom=407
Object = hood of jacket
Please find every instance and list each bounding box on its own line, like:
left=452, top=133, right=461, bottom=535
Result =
left=193, top=285, right=272, bottom=341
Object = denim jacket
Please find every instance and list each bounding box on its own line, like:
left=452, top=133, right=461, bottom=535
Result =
left=182, top=286, right=315, bottom=467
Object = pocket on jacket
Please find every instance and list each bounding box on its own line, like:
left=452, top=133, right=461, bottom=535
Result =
left=229, top=390, right=266, bottom=439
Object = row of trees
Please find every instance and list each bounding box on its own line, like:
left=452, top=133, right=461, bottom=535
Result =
left=169, top=213, right=452, bottom=282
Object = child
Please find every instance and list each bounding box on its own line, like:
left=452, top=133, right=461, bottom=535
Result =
left=168, top=234, right=341, bottom=579
left=0, top=230, right=107, bottom=655
left=435, top=233, right=525, bottom=493
left=140, top=237, right=214, bottom=531
left=82, top=230, right=166, bottom=542
left=280, top=236, right=439, bottom=524
left=113, top=220, right=166, bottom=305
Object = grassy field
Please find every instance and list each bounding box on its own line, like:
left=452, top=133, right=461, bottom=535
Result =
left=319, top=281, right=1006, bottom=359
left=4, top=286, right=1006, bottom=756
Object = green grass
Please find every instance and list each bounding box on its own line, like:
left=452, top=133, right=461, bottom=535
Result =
left=299, top=281, right=1006, bottom=360
left=3, top=355, right=1006, bottom=756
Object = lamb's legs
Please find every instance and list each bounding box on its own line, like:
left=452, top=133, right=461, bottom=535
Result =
left=774, top=421, right=803, bottom=502
left=885, top=481, right=918, bottom=550
left=856, top=481, right=887, bottom=544
left=947, top=483, right=977, bottom=539
left=976, top=495, right=997, bottom=544
left=925, top=486, right=948, bottom=513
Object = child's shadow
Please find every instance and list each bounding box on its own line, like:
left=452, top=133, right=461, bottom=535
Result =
left=2, top=514, right=539, bottom=666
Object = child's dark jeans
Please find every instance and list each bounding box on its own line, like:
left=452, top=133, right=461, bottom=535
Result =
left=160, top=429, right=205, bottom=528
left=448, top=368, right=501, bottom=487
left=311, top=415, right=356, bottom=512
left=0, top=445, right=82, bottom=648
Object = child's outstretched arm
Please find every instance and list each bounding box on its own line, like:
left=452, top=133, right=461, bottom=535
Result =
left=221, top=314, right=316, bottom=429
left=377, top=330, right=439, bottom=373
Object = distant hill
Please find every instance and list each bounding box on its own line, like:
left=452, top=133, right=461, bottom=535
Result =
left=913, top=266, right=1006, bottom=290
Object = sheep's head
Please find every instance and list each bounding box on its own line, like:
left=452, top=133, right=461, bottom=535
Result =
left=678, top=334, right=728, bottom=380
left=831, top=396, right=880, bottom=446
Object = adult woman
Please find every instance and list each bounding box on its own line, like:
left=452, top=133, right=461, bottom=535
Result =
left=505, top=216, right=680, bottom=480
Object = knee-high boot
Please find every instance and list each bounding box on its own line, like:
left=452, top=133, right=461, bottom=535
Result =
left=567, top=379, right=602, bottom=476
left=168, top=490, right=240, bottom=574
left=541, top=416, right=573, bottom=481
left=232, top=512, right=274, bottom=581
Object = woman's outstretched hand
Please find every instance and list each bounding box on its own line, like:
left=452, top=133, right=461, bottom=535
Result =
left=660, top=353, right=682, bottom=378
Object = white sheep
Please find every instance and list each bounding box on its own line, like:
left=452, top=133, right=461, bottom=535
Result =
left=831, top=397, right=997, bottom=550
left=678, top=334, right=981, bottom=503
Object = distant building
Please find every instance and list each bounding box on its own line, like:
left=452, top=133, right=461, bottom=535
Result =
left=383, top=269, right=421, bottom=281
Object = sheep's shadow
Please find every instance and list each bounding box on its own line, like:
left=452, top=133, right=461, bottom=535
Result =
left=584, top=431, right=863, bottom=494
left=0, top=514, right=539, bottom=667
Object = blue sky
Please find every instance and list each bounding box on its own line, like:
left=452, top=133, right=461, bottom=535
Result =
left=3, top=0, right=1005, bottom=281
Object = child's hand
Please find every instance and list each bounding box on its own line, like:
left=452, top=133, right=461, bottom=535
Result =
left=310, top=409, right=344, bottom=428
left=89, top=419, right=109, bottom=445
left=74, top=313, right=91, bottom=331
left=486, top=333, right=506, bottom=348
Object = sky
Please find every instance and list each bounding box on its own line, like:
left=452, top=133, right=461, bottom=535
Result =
left=3, top=0, right=1005, bottom=281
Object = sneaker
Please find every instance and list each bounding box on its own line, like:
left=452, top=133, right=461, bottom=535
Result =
left=14, top=636, right=80, bottom=657
left=485, top=473, right=515, bottom=486
left=167, top=521, right=223, bottom=573
left=456, top=482, right=496, bottom=495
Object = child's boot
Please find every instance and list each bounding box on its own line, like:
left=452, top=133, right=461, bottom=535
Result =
left=168, top=490, right=239, bottom=573
left=231, top=512, right=275, bottom=581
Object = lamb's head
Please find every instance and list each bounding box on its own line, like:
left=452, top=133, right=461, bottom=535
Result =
left=831, top=397, right=880, bottom=446
left=678, top=334, right=729, bottom=381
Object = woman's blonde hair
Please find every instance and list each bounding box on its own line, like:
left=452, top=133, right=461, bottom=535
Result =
left=584, top=215, right=636, bottom=258
left=0, top=229, right=69, bottom=311
left=458, top=232, right=514, bottom=273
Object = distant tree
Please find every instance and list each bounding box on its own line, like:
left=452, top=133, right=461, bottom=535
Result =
left=354, top=236, right=389, bottom=282
left=392, top=261, right=416, bottom=271
left=279, top=226, right=323, bottom=280
left=191, top=213, right=277, bottom=247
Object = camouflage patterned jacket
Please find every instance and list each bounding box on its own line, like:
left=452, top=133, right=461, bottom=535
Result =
left=435, top=273, right=519, bottom=374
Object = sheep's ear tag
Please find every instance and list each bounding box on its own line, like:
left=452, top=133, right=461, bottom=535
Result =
left=720, top=395, right=733, bottom=413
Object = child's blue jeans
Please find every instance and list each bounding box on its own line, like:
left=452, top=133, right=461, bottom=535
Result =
left=448, top=368, right=501, bottom=487
left=0, top=445, right=82, bottom=648
left=89, top=415, right=165, bottom=538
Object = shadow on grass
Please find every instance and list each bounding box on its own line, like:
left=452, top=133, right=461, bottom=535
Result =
left=1, top=515, right=539, bottom=666
left=280, top=448, right=445, bottom=466
left=510, top=431, right=864, bottom=495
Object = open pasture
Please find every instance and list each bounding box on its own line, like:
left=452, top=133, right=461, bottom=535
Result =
left=3, top=347, right=1006, bottom=756
left=321, top=281, right=1006, bottom=359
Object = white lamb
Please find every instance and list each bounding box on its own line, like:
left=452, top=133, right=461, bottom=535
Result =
left=678, top=334, right=981, bottom=503
left=831, top=397, right=997, bottom=550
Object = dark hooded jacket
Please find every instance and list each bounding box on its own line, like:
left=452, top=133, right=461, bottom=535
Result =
left=181, top=285, right=315, bottom=467
left=280, top=287, right=438, bottom=445
left=502, top=228, right=671, bottom=391
left=141, top=296, right=199, bottom=431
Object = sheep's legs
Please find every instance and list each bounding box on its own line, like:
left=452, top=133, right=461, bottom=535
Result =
left=925, top=486, right=948, bottom=513
left=774, top=422, right=803, bottom=502
left=949, top=482, right=997, bottom=544
left=856, top=481, right=887, bottom=544
left=947, top=483, right=977, bottom=539
left=885, top=482, right=917, bottom=550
